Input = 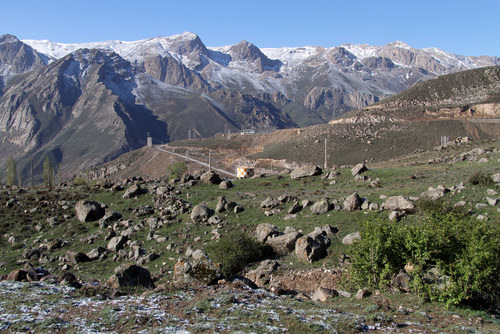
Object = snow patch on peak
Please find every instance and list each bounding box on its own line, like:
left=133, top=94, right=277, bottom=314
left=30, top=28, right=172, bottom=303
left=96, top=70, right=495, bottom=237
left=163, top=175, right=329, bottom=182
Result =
left=386, top=41, right=414, bottom=50
left=341, top=44, right=379, bottom=59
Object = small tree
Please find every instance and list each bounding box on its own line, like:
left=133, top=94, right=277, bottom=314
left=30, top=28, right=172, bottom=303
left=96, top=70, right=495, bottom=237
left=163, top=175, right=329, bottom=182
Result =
left=43, top=155, right=54, bottom=187
left=5, top=157, right=17, bottom=187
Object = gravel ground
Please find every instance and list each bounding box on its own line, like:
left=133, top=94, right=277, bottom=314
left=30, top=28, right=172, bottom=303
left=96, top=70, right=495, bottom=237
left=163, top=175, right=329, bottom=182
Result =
left=1, top=281, right=498, bottom=333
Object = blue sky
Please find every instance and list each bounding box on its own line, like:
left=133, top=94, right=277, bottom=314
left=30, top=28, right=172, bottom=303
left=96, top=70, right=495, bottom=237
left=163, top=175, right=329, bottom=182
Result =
left=1, top=0, right=499, bottom=56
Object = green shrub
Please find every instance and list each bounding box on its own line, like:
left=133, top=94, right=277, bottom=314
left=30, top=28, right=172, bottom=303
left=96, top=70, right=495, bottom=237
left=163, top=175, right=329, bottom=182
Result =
left=205, top=231, right=271, bottom=277
left=73, top=177, right=88, bottom=186
left=166, top=161, right=187, bottom=180
left=468, top=171, right=494, bottom=186
left=349, top=211, right=500, bottom=307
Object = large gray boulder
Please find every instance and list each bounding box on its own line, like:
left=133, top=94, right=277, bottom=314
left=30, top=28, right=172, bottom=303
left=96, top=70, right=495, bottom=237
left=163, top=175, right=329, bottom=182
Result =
left=421, top=188, right=446, bottom=200
left=122, top=184, right=144, bottom=199
left=255, top=223, right=279, bottom=243
left=351, top=163, right=367, bottom=176
left=75, top=200, right=105, bottom=222
left=266, top=231, right=302, bottom=254
left=108, top=264, right=155, bottom=290
left=190, top=204, right=214, bottom=223
left=64, top=251, right=91, bottom=264
left=245, top=260, right=280, bottom=288
left=343, top=192, right=362, bottom=211
left=342, top=231, right=361, bottom=245
left=491, top=173, right=500, bottom=183
left=173, top=255, right=222, bottom=286
left=290, top=165, right=322, bottom=179
left=381, top=195, right=415, bottom=212
left=310, top=199, right=333, bottom=214
left=295, top=229, right=331, bottom=262
left=107, top=236, right=128, bottom=252
left=200, top=171, right=221, bottom=185
left=260, top=197, right=280, bottom=209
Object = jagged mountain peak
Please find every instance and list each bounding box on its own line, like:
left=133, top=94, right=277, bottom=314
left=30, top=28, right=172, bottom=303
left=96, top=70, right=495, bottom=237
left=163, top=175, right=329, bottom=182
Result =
left=0, top=34, right=48, bottom=77
left=385, top=40, right=413, bottom=49
left=0, top=34, right=21, bottom=43
left=229, top=40, right=266, bottom=61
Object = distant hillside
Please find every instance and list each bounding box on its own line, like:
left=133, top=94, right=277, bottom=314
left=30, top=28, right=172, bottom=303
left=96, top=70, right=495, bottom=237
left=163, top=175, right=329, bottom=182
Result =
left=1, top=33, right=499, bottom=184
left=347, top=66, right=500, bottom=120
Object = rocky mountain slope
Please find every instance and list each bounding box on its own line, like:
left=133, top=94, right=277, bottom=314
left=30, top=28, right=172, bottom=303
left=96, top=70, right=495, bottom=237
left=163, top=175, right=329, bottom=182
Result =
left=1, top=32, right=499, bottom=182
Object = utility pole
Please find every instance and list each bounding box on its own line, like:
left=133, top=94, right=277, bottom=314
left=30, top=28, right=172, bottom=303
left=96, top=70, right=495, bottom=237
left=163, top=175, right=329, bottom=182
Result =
left=188, top=130, right=191, bottom=140
left=208, top=150, right=212, bottom=170
left=31, top=160, right=34, bottom=187
left=324, top=138, right=328, bottom=170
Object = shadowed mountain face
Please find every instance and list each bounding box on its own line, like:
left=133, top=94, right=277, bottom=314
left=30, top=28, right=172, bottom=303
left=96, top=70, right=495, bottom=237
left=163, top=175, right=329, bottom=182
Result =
left=1, top=32, right=499, bottom=182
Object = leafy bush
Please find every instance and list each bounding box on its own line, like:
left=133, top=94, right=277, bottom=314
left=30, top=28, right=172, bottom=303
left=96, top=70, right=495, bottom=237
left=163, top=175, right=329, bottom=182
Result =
left=468, top=171, right=494, bottom=186
left=73, top=177, right=88, bottom=186
left=349, top=211, right=500, bottom=307
left=166, top=161, right=187, bottom=180
left=205, top=231, right=271, bottom=277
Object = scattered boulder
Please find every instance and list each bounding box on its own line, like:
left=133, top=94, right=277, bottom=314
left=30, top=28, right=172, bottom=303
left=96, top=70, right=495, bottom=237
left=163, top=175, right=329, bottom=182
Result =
left=86, top=247, right=108, bottom=261
left=173, top=255, right=222, bottom=286
left=355, top=288, right=371, bottom=299
left=295, top=230, right=331, bottom=262
left=75, top=200, right=105, bottom=222
left=310, top=199, right=333, bottom=215
left=23, top=248, right=41, bottom=260
left=122, top=184, right=145, bottom=199
left=381, top=196, right=415, bottom=212
left=351, top=163, right=367, bottom=176
left=288, top=202, right=303, bottom=214
left=343, top=192, right=361, bottom=211
left=99, top=210, right=123, bottom=228
left=392, top=271, right=411, bottom=292
left=256, top=223, right=279, bottom=243
left=215, top=196, right=228, bottom=213
left=260, top=197, right=280, bottom=209
left=342, top=232, right=361, bottom=245
left=219, top=180, right=233, bottom=189
left=190, top=204, right=214, bottom=223
left=59, top=272, right=82, bottom=289
left=290, top=165, right=322, bottom=179
left=200, top=171, right=221, bottom=185
left=65, top=251, right=91, bottom=264
left=108, top=264, right=155, bottom=290
left=492, top=173, right=500, bottom=183
left=245, top=260, right=280, bottom=288
left=107, top=236, right=128, bottom=252
left=312, top=287, right=338, bottom=302
left=266, top=231, right=302, bottom=254
left=6, top=269, right=29, bottom=281
left=421, top=188, right=446, bottom=200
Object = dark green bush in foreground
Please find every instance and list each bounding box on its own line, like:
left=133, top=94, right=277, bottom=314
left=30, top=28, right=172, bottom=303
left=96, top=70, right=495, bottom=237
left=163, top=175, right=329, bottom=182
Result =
left=468, top=171, right=494, bottom=186
left=205, top=231, right=271, bottom=277
left=349, top=210, right=500, bottom=307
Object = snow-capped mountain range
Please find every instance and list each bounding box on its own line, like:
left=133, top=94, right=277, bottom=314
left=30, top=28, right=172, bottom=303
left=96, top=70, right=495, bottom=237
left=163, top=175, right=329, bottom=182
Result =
left=0, top=32, right=499, bottom=181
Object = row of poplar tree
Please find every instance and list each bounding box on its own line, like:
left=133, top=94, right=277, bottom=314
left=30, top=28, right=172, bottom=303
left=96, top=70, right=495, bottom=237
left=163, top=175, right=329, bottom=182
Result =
left=5, top=156, right=55, bottom=188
